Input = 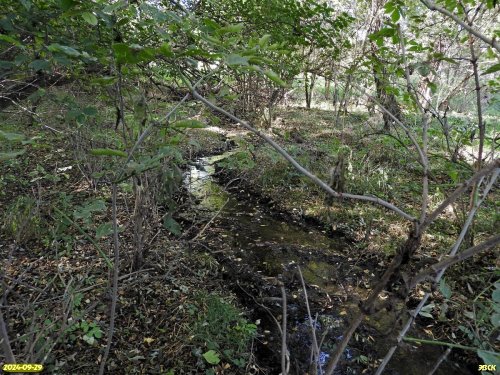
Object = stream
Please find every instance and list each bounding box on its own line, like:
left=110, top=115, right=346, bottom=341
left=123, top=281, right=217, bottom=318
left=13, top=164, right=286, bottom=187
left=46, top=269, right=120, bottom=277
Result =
left=183, top=151, right=472, bottom=375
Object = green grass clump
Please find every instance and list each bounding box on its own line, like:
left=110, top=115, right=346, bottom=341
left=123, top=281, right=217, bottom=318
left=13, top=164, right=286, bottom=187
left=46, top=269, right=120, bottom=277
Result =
left=189, top=293, right=257, bottom=369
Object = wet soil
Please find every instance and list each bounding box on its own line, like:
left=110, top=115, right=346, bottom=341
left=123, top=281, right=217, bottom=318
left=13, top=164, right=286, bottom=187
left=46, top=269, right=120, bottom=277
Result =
left=183, top=152, right=473, bottom=375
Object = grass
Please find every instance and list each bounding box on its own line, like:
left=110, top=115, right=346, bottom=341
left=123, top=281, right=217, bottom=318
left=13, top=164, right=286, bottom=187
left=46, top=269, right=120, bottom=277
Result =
left=215, top=105, right=497, bottom=258
left=189, top=292, right=257, bottom=369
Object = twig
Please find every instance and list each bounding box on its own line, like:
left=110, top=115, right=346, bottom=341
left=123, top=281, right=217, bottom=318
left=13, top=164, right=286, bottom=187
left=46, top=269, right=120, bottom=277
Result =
left=190, top=198, right=229, bottom=241
left=374, top=295, right=430, bottom=375
left=324, top=312, right=364, bottom=375
left=281, top=285, right=289, bottom=375
left=409, top=233, right=500, bottom=288
left=0, top=305, right=15, bottom=363
left=98, top=184, right=121, bottom=375
left=375, top=169, right=498, bottom=374
left=403, top=337, right=498, bottom=353
left=427, top=347, right=452, bottom=375
left=236, top=281, right=283, bottom=336
left=350, top=82, right=427, bottom=168
left=2, top=259, right=41, bottom=300
left=53, top=207, right=112, bottom=269
left=115, top=71, right=216, bottom=183
left=422, top=159, right=499, bottom=231
left=297, top=266, right=320, bottom=372
left=420, top=0, right=500, bottom=52
left=75, top=268, right=154, bottom=294
left=35, top=277, right=74, bottom=363
left=2, top=275, right=44, bottom=293
left=468, top=35, right=486, bottom=210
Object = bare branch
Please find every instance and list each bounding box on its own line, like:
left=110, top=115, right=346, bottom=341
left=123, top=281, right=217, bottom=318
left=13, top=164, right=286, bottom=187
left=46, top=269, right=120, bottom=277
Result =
left=0, top=307, right=15, bottom=363
left=420, top=0, right=500, bottom=53
left=375, top=169, right=498, bottom=374
left=116, top=71, right=216, bottom=183
left=350, top=83, right=427, bottom=168
left=324, top=312, right=364, bottom=375
left=428, top=348, right=452, bottom=375
left=422, top=159, right=499, bottom=230
left=298, top=266, right=320, bottom=372
left=281, top=285, right=289, bottom=375
left=98, top=184, right=121, bottom=375
left=190, top=88, right=417, bottom=222
left=468, top=37, right=486, bottom=210
left=409, top=234, right=500, bottom=289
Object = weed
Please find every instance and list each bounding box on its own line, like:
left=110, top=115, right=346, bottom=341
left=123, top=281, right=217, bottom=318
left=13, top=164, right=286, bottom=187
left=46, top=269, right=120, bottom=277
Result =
left=190, top=293, right=257, bottom=368
left=2, top=195, right=41, bottom=244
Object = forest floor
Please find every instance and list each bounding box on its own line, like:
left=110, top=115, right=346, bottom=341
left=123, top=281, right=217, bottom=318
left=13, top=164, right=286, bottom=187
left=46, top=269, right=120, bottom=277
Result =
left=201, top=105, right=498, bottom=373
left=0, top=92, right=497, bottom=374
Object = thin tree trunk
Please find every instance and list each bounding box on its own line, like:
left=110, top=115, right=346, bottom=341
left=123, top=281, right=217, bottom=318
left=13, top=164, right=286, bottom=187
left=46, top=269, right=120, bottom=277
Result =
left=305, top=72, right=311, bottom=109
left=98, top=184, right=121, bottom=375
left=372, top=62, right=402, bottom=132
left=468, top=38, right=485, bottom=209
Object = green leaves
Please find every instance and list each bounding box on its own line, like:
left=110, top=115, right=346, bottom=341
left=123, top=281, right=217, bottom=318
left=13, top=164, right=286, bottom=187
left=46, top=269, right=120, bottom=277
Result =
left=218, top=23, right=244, bottom=35
left=418, top=303, right=435, bottom=318
left=493, top=284, right=500, bottom=303
left=369, top=27, right=397, bottom=39
left=258, top=34, right=271, bottom=48
left=264, top=70, right=288, bottom=87
left=417, top=64, right=431, bottom=77
left=163, top=215, right=181, bottom=236
left=102, top=0, right=127, bottom=14
left=0, top=130, right=28, bottom=162
left=91, top=76, right=118, bottom=86
left=47, top=43, right=80, bottom=57
left=159, top=42, right=174, bottom=58
left=59, top=0, right=78, bottom=11
left=369, top=29, right=398, bottom=47
left=95, top=222, right=123, bottom=239
left=492, top=283, right=500, bottom=328
left=482, top=63, right=500, bottom=75
left=0, top=150, right=25, bottom=161
left=80, top=321, right=103, bottom=345
left=439, top=279, right=452, bottom=299
left=384, top=0, right=401, bottom=23
left=477, top=350, right=500, bottom=369
left=492, top=313, right=500, bottom=328
left=225, top=54, right=250, bottom=66
left=112, top=43, right=155, bottom=64
left=20, top=0, right=32, bottom=11
left=90, top=148, right=128, bottom=158
left=73, top=199, right=106, bottom=224
left=203, top=350, right=221, bottom=365
left=95, top=223, right=113, bottom=240
left=0, top=34, right=22, bottom=46
left=29, top=59, right=51, bottom=72
left=0, top=130, right=26, bottom=142
left=81, top=12, right=98, bottom=26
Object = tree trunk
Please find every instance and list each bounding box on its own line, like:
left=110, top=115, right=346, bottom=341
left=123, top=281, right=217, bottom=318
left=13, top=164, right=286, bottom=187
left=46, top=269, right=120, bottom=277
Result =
left=369, top=0, right=402, bottom=132
left=373, top=61, right=402, bottom=131
left=304, top=72, right=316, bottom=109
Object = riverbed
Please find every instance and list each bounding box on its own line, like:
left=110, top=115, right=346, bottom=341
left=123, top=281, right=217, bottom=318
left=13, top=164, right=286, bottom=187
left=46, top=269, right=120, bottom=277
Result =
left=183, top=150, right=472, bottom=375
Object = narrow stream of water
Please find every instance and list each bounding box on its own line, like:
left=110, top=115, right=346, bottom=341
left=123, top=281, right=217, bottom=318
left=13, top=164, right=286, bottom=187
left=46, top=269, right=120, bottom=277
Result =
left=183, top=153, right=472, bottom=375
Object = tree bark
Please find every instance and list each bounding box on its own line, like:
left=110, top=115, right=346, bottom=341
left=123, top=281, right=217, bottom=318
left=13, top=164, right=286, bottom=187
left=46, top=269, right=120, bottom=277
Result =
left=372, top=61, right=403, bottom=131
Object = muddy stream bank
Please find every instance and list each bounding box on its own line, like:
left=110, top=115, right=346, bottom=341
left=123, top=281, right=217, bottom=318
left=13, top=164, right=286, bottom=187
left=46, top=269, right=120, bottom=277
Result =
left=182, top=150, right=471, bottom=375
